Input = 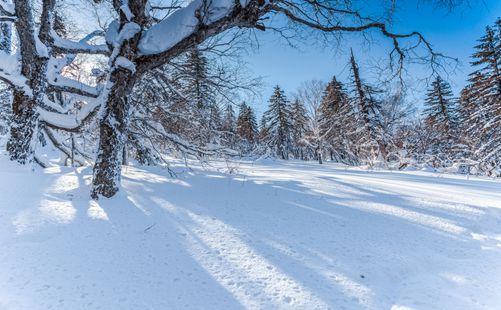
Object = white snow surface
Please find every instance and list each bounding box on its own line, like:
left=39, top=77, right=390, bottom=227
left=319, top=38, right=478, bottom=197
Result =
left=0, top=154, right=501, bottom=310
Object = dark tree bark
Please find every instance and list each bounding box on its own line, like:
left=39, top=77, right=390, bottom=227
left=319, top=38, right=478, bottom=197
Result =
left=91, top=1, right=147, bottom=198
left=6, top=92, right=37, bottom=163
left=91, top=0, right=266, bottom=198
left=7, top=0, right=54, bottom=163
left=91, top=73, right=137, bottom=198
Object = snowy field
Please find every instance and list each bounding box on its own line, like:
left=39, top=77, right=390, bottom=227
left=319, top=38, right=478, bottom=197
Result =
left=1, top=153, right=501, bottom=310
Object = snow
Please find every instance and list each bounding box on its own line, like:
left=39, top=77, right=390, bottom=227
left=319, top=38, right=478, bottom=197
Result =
left=107, top=21, right=141, bottom=50
left=50, top=30, right=108, bottom=54
left=115, top=56, right=136, bottom=73
left=37, top=99, right=100, bottom=129
left=117, top=22, right=141, bottom=43
left=138, top=0, right=201, bottom=55
left=0, top=154, right=501, bottom=309
left=34, top=36, right=49, bottom=58
left=48, top=73, right=100, bottom=97
left=105, top=20, right=120, bottom=47
left=0, top=51, right=18, bottom=73
left=0, top=51, right=29, bottom=90
left=0, top=2, right=15, bottom=15
left=120, top=1, right=134, bottom=21
left=46, top=54, right=100, bottom=99
left=138, top=0, right=237, bottom=55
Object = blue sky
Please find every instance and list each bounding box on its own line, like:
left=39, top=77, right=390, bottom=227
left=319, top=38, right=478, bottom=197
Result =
left=245, top=0, right=501, bottom=116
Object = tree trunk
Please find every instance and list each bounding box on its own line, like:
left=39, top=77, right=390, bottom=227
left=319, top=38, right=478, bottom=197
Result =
left=91, top=72, right=135, bottom=199
left=91, top=0, right=147, bottom=199
left=317, top=146, right=323, bottom=164
left=7, top=0, right=51, bottom=164
left=6, top=91, right=37, bottom=163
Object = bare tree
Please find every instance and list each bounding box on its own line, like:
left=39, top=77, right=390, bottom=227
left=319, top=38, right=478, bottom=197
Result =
left=296, top=80, right=327, bottom=164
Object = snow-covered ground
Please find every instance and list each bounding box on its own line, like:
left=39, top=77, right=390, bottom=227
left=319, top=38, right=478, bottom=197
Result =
left=1, top=153, right=501, bottom=310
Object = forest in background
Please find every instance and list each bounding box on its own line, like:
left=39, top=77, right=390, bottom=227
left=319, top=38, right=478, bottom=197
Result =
left=0, top=1, right=499, bottom=200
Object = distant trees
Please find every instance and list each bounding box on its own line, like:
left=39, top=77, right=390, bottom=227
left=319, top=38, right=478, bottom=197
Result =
left=422, top=76, right=460, bottom=165
left=318, top=77, right=357, bottom=163
left=458, top=18, right=501, bottom=176
left=289, top=98, right=309, bottom=160
left=221, top=104, right=238, bottom=149
left=254, top=21, right=499, bottom=176
left=296, top=80, right=327, bottom=164
left=236, top=102, right=258, bottom=151
left=260, top=61, right=389, bottom=166
left=0, top=0, right=450, bottom=198
left=349, top=51, right=386, bottom=165
left=262, top=86, right=292, bottom=159
left=1, top=1, right=499, bottom=200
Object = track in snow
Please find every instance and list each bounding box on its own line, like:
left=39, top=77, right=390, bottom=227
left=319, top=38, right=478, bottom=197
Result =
left=1, top=156, right=500, bottom=309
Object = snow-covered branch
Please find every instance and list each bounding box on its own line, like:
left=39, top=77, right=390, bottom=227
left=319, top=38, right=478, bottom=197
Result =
left=37, top=99, right=100, bottom=132
left=0, top=52, right=30, bottom=90
left=51, top=30, right=110, bottom=55
left=0, top=16, right=15, bottom=22
left=0, top=1, right=14, bottom=16
left=137, top=0, right=263, bottom=72
left=47, top=76, right=100, bottom=98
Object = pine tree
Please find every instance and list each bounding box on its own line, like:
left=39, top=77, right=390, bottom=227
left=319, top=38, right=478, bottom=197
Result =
left=289, top=99, right=309, bottom=160
left=471, top=25, right=501, bottom=98
left=236, top=102, right=258, bottom=145
left=183, top=48, right=213, bottom=109
left=423, top=76, right=458, bottom=127
left=349, top=51, right=385, bottom=165
left=262, top=86, right=292, bottom=159
left=422, top=76, right=460, bottom=166
left=318, top=76, right=356, bottom=163
left=258, top=114, right=269, bottom=144
left=221, top=104, right=237, bottom=148
left=460, top=19, right=501, bottom=175
left=179, top=48, right=219, bottom=145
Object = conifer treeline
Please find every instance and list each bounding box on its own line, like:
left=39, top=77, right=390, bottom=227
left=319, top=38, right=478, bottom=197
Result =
left=217, top=19, right=500, bottom=176
left=1, top=19, right=498, bottom=177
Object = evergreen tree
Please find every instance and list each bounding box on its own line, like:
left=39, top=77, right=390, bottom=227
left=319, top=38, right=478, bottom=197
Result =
left=422, top=76, right=460, bottom=166
left=318, top=76, right=356, bottom=163
left=460, top=19, right=501, bottom=175
left=423, top=76, right=458, bottom=127
left=183, top=48, right=213, bottom=109
left=471, top=24, right=501, bottom=98
left=179, top=48, right=219, bottom=145
left=258, top=114, right=269, bottom=144
left=221, top=104, right=237, bottom=148
left=349, top=51, right=385, bottom=164
left=289, top=99, right=309, bottom=160
left=236, top=102, right=258, bottom=145
left=262, top=86, right=292, bottom=159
